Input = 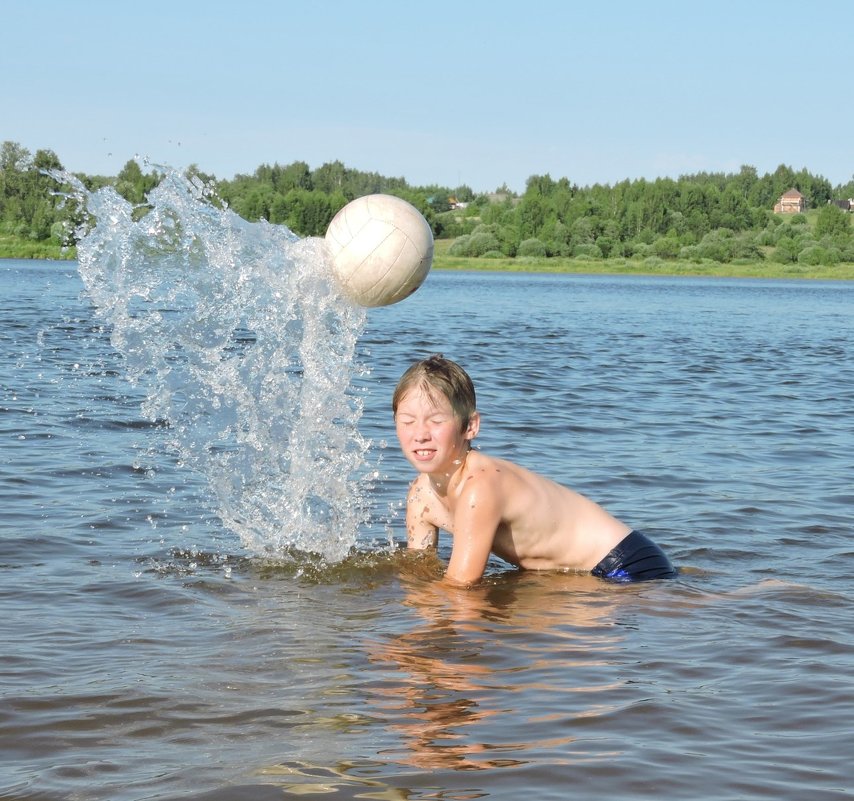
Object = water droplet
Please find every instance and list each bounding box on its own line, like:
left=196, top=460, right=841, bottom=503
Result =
left=67, top=167, right=371, bottom=561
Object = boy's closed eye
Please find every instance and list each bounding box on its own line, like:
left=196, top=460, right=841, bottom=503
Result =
left=397, top=415, right=450, bottom=425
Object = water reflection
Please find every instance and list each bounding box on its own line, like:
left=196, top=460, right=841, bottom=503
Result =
left=367, top=558, right=626, bottom=770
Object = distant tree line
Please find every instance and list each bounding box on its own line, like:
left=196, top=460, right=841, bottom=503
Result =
left=446, top=166, right=853, bottom=266
left=2, top=139, right=852, bottom=266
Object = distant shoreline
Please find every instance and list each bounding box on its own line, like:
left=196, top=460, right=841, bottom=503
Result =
left=2, top=249, right=851, bottom=282
left=433, top=254, right=854, bottom=281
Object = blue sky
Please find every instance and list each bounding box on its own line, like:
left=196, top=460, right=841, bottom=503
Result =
left=4, top=0, right=853, bottom=193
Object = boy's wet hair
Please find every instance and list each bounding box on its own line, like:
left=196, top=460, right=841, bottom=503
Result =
left=392, top=354, right=476, bottom=430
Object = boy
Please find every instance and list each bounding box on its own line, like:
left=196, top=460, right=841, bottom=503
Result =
left=393, top=355, right=676, bottom=587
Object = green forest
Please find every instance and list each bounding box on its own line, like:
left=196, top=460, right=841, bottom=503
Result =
left=1, top=139, right=852, bottom=272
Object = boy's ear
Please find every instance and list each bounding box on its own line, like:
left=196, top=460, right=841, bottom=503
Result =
left=465, top=411, right=480, bottom=441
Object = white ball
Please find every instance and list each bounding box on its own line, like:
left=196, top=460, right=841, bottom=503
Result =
left=324, top=194, right=434, bottom=307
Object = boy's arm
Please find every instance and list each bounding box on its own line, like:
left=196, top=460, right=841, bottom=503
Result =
left=405, top=479, right=439, bottom=550
left=443, top=477, right=502, bottom=588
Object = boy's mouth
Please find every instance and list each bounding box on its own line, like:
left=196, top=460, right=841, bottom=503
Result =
left=414, top=449, right=435, bottom=460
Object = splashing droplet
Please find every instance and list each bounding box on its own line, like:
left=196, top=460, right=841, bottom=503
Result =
left=60, top=168, right=370, bottom=561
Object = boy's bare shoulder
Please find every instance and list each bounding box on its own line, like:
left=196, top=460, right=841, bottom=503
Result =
left=453, top=451, right=518, bottom=507
left=462, top=451, right=536, bottom=489
left=462, top=449, right=506, bottom=475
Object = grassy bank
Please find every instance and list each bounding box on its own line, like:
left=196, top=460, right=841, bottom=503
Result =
left=2, top=233, right=851, bottom=281
left=432, top=239, right=854, bottom=281
left=0, top=234, right=75, bottom=260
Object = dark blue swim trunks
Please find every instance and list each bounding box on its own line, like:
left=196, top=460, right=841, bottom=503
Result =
left=591, top=530, right=677, bottom=582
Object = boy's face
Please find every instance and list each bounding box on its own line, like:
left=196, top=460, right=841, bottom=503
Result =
left=394, top=386, right=478, bottom=476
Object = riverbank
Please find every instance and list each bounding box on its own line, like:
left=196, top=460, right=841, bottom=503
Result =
left=2, top=238, right=852, bottom=280
left=0, top=234, right=75, bottom=261
left=432, top=253, right=854, bottom=280
left=431, top=238, right=854, bottom=281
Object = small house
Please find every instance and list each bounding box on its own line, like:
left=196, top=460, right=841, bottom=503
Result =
left=774, top=189, right=806, bottom=214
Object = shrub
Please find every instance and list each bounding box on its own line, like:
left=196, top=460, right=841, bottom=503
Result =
left=434, top=211, right=471, bottom=239
left=798, top=245, right=841, bottom=266
left=770, top=237, right=800, bottom=263
left=595, top=236, right=617, bottom=258
left=572, top=243, right=603, bottom=259
left=606, top=239, right=628, bottom=258
left=731, top=233, right=763, bottom=260
left=448, top=231, right=502, bottom=257
left=471, top=222, right=501, bottom=237
left=755, top=228, right=777, bottom=247
left=651, top=237, right=680, bottom=259
left=695, top=239, right=729, bottom=262
left=49, top=220, right=69, bottom=245
left=797, top=245, right=822, bottom=266
left=447, top=235, right=472, bottom=256
left=679, top=245, right=702, bottom=263
left=517, top=237, right=548, bottom=258
left=547, top=240, right=573, bottom=257
left=691, top=228, right=763, bottom=262
left=815, top=204, right=852, bottom=239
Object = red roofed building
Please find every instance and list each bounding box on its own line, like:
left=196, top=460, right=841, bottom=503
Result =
left=774, top=189, right=806, bottom=214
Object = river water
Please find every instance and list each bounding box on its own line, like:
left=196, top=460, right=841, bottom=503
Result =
left=1, top=258, right=852, bottom=800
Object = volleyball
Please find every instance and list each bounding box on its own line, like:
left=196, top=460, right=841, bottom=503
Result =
left=324, top=194, right=434, bottom=307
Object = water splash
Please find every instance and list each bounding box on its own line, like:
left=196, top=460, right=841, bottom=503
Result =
left=58, top=167, right=369, bottom=561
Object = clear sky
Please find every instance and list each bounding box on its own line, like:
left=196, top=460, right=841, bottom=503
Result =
left=4, top=0, right=852, bottom=193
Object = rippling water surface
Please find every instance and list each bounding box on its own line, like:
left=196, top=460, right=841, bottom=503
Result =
left=1, top=259, right=852, bottom=800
